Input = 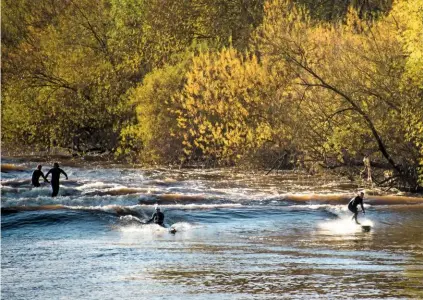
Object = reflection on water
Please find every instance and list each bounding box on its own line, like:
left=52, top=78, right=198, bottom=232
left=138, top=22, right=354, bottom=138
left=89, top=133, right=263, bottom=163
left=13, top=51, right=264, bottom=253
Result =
left=2, top=162, right=423, bottom=299
left=109, top=205, right=423, bottom=299
left=403, top=256, right=423, bottom=299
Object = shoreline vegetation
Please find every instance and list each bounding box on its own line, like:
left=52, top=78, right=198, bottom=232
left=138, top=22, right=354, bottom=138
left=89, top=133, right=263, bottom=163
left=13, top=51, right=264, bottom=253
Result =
left=2, top=0, right=422, bottom=192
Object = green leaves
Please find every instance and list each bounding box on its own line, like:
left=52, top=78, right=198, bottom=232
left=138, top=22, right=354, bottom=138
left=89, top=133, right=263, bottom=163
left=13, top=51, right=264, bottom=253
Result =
left=2, top=0, right=265, bottom=157
left=121, top=58, right=190, bottom=163
left=255, top=0, right=422, bottom=188
left=1, top=0, right=421, bottom=188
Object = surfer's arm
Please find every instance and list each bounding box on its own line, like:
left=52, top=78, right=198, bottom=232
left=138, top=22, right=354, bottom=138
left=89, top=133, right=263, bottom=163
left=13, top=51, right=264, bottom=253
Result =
left=360, top=201, right=365, bottom=213
left=45, top=170, right=51, bottom=179
left=146, top=213, right=157, bottom=223
left=146, top=213, right=154, bottom=223
left=60, top=169, right=68, bottom=179
left=41, top=172, right=49, bottom=183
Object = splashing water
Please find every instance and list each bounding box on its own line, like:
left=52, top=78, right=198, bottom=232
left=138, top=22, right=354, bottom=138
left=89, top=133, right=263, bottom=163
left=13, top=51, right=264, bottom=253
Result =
left=2, top=160, right=423, bottom=300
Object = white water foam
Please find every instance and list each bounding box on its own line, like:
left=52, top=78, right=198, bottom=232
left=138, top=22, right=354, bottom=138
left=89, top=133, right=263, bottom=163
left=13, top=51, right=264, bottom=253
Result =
left=318, top=218, right=374, bottom=234
left=137, top=203, right=243, bottom=210
left=170, top=221, right=197, bottom=231
left=119, top=224, right=165, bottom=234
left=119, top=215, right=144, bottom=224
left=77, top=181, right=117, bottom=193
left=118, top=221, right=198, bottom=235
left=1, top=193, right=137, bottom=208
left=318, top=203, right=374, bottom=234
left=64, top=204, right=144, bottom=213
left=287, top=203, right=375, bottom=234
left=1, top=195, right=75, bottom=208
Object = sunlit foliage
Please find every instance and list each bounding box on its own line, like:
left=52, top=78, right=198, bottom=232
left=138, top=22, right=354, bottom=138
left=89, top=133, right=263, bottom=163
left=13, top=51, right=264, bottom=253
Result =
left=173, top=49, right=271, bottom=164
left=2, top=0, right=264, bottom=154
left=119, top=57, right=191, bottom=163
left=255, top=0, right=422, bottom=189
left=1, top=0, right=421, bottom=189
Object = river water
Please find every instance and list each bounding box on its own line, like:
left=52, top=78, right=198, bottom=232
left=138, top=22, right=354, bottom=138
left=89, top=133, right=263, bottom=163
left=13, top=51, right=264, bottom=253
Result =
left=2, top=158, right=423, bottom=299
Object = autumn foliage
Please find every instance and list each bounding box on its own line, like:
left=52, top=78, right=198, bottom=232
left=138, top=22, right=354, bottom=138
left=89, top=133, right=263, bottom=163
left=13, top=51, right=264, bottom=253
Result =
left=2, top=0, right=422, bottom=190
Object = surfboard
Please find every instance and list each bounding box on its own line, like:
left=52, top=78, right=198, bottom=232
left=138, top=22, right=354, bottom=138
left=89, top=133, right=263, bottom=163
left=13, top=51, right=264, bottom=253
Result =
left=361, top=225, right=371, bottom=232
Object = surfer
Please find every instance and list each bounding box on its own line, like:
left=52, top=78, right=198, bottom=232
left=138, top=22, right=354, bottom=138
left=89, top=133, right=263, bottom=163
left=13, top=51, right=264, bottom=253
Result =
left=45, top=162, right=68, bottom=197
left=146, top=206, right=165, bottom=227
left=348, top=191, right=365, bottom=224
left=32, top=165, right=49, bottom=187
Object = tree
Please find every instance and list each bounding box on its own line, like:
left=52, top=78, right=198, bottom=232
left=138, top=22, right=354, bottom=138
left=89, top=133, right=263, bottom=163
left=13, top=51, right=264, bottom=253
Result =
left=2, top=0, right=267, bottom=156
left=296, top=0, right=392, bottom=21
left=390, top=0, right=423, bottom=186
left=2, top=0, right=131, bottom=152
left=119, top=57, right=190, bottom=163
left=172, top=47, right=293, bottom=165
left=255, top=0, right=422, bottom=189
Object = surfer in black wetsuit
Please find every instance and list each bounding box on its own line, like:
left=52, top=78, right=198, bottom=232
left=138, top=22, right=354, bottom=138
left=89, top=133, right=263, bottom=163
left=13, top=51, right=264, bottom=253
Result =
left=348, top=191, right=365, bottom=224
left=45, top=162, right=68, bottom=197
left=32, top=165, right=49, bottom=187
left=147, top=207, right=165, bottom=227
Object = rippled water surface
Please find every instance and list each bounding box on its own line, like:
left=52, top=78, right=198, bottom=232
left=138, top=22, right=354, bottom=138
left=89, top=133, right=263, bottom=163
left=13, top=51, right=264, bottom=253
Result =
left=2, top=159, right=423, bottom=299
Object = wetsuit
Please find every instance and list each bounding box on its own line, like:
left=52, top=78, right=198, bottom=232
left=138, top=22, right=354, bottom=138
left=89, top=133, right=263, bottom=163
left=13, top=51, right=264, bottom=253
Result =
left=32, top=169, right=48, bottom=187
left=147, top=211, right=165, bottom=226
left=45, top=167, right=68, bottom=197
left=348, top=195, right=365, bottom=224
left=348, top=195, right=364, bottom=214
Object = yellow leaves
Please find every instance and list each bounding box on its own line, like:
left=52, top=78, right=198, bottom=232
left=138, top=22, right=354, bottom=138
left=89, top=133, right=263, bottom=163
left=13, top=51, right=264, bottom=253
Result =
left=345, top=7, right=365, bottom=34
left=177, top=117, right=187, bottom=129
left=390, top=0, right=423, bottom=88
left=122, top=60, right=190, bottom=163
left=252, top=0, right=422, bottom=186
left=183, top=148, right=192, bottom=155
left=171, top=47, right=281, bottom=164
left=403, top=107, right=423, bottom=185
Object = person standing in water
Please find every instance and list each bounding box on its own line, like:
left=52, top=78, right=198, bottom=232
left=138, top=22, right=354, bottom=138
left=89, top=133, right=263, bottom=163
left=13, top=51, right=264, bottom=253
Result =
left=147, top=206, right=165, bottom=227
left=32, top=165, right=49, bottom=187
left=348, top=191, right=365, bottom=224
left=45, top=162, right=68, bottom=197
